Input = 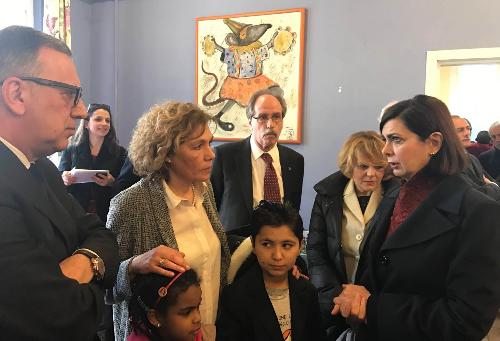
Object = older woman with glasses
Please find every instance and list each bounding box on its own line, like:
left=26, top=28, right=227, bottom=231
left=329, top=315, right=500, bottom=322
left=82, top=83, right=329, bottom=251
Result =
left=307, top=131, right=398, bottom=339
left=107, top=101, right=230, bottom=341
left=59, top=103, right=126, bottom=223
left=332, top=95, right=500, bottom=341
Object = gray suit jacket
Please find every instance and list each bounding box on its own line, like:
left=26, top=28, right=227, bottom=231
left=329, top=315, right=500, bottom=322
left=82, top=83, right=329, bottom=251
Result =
left=106, top=175, right=230, bottom=341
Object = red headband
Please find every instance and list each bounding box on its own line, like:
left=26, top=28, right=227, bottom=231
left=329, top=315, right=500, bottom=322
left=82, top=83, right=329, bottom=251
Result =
left=154, top=271, right=184, bottom=307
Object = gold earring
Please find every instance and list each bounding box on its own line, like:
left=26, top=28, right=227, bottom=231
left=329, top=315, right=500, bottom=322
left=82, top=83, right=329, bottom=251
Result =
left=157, top=323, right=161, bottom=328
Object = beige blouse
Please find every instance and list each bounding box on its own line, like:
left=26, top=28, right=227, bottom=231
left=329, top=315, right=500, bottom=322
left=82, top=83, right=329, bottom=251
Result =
left=341, top=179, right=382, bottom=283
left=163, top=180, right=222, bottom=325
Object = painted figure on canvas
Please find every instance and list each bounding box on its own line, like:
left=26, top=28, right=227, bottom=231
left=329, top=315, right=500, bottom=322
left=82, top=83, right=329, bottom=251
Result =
left=201, top=18, right=296, bottom=132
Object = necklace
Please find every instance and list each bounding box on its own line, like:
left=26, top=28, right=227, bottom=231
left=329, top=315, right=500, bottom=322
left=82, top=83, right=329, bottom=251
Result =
left=191, top=184, right=196, bottom=206
left=266, top=287, right=289, bottom=300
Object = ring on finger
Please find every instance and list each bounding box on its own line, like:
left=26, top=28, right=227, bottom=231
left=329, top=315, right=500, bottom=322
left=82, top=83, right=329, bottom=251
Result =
left=159, top=258, right=166, bottom=268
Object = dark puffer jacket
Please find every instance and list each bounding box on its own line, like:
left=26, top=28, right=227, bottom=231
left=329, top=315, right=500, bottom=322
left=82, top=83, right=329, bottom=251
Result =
left=306, top=171, right=399, bottom=339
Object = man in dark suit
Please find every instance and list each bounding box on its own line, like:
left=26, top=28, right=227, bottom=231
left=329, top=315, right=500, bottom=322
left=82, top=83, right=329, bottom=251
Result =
left=211, top=89, right=304, bottom=239
left=479, top=121, right=500, bottom=180
left=451, top=115, right=500, bottom=200
left=0, top=26, right=119, bottom=340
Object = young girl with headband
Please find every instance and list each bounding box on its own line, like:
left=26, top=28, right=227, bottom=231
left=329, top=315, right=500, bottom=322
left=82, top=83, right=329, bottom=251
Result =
left=128, top=269, right=202, bottom=341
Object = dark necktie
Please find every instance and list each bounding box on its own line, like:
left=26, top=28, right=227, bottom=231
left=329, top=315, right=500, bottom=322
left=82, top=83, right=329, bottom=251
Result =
left=261, top=153, right=281, bottom=203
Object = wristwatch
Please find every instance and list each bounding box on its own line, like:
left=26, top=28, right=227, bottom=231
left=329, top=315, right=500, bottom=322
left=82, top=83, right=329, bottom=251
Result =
left=73, top=248, right=105, bottom=282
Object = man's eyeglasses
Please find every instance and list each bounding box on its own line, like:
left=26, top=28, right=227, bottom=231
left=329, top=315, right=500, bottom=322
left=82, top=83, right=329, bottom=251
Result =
left=0, top=76, right=82, bottom=107
left=252, top=113, right=283, bottom=124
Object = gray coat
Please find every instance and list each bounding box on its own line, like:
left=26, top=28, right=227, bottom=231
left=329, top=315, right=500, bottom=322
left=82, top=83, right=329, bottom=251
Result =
left=106, top=174, right=230, bottom=341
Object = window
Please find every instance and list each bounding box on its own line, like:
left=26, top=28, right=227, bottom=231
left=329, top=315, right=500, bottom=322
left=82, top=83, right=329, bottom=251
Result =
left=0, top=0, right=34, bottom=29
left=426, top=47, right=500, bottom=134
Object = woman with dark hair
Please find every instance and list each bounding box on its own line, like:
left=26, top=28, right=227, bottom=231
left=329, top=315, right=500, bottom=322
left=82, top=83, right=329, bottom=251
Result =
left=332, top=95, right=500, bottom=341
left=307, top=131, right=398, bottom=338
left=59, top=103, right=126, bottom=222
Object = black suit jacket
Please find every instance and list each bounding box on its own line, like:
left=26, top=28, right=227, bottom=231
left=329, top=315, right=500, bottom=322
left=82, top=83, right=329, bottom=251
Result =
left=216, top=262, right=326, bottom=341
left=460, top=153, right=500, bottom=202
left=113, top=156, right=142, bottom=196
left=0, top=143, right=119, bottom=341
left=479, top=147, right=500, bottom=180
left=356, top=174, right=500, bottom=341
left=211, top=137, right=304, bottom=233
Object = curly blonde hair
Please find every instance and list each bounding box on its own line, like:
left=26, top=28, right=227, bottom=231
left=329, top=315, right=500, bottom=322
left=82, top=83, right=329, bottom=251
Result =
left=338, top=131, right=387, bottom=178
left=128, top=101, right=212, bottom=177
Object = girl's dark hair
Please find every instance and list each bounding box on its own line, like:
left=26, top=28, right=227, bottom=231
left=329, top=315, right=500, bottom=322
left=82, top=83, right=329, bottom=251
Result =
left=71, top=103, right=119, bottom=154
left=250, top=200, right=303, bottom=242
left=380, top=95, right=466, bottom=176
left=128, top=269, right=200, bottom=341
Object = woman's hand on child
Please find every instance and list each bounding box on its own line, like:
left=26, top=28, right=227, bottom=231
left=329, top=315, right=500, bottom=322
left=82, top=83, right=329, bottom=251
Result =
left=129, top=245, right=190, bottom=278
left=291, top=265, right=309, bottom=280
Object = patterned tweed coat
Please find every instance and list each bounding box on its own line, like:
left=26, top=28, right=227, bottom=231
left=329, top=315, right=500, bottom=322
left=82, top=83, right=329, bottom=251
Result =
left=106, top=175, right=230, bottom=341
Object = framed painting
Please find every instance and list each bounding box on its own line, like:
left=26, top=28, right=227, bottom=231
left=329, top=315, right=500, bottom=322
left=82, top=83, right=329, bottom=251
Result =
left=196, top=8, right=305, bottom=143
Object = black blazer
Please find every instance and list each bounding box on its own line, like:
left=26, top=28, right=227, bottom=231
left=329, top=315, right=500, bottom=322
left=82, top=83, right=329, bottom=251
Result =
left=216, top=262, right=326, bottom=341
left=479, top=147, right=500, bottom=180
left=59, top=143, right=126, bottom=222
left=113, top=156, right=141, bottom=196
left=357, top=174, right=500, bottom=341
left=211, top=137, right=304, bottom=233
left=459, top=153, right=500, bottom=202
left=0, top=143, right=119, bottom=341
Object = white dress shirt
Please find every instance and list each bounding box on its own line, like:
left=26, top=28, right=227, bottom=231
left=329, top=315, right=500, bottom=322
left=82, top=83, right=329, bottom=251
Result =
left=162, top=180, right=221, bottom=325
left=0, top=136, right=30, bottom=169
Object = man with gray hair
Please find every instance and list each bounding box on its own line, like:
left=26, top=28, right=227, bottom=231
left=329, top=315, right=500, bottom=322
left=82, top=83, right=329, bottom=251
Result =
left=0, top=26, right=118, bottom=340
left=479, top=121, right=500, bottom=180
left=211, top=89, right=304, bottom=243
left=451, top=115, right=500, bottom=200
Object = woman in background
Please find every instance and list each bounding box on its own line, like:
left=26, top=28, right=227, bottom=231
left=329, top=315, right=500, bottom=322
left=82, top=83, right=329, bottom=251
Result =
left=59, top=103, right=126, bottom=222
left=333, top=95, right=500, bottom=341
left=307, top=131, right=398, bottom=338
left=107, top=101, right=230, bottom=341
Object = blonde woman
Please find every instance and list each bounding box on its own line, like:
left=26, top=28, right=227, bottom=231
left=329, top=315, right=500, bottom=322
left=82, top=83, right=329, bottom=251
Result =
left=107, top=101, right=230, bottom=341
left=307, top=131, right=398, bottom=338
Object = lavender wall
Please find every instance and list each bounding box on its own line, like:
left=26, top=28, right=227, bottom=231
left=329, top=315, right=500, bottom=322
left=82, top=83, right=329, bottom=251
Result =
left=72, top=0, right=500, bottom=226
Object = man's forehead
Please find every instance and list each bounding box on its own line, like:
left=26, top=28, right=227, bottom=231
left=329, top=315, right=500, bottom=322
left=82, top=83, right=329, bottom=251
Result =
left=36, top=47, right=80, bottom=84
left=453, top=118, right=468, bottom=128
left=254, top=95, right=282, bottom=113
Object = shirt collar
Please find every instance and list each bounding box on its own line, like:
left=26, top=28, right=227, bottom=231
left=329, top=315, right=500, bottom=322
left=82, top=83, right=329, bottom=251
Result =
left=162, top=180, right=207, bottom=209
left=0, top=136, right=31, bottom=169
left=250, top=135, right=279, bottom=162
